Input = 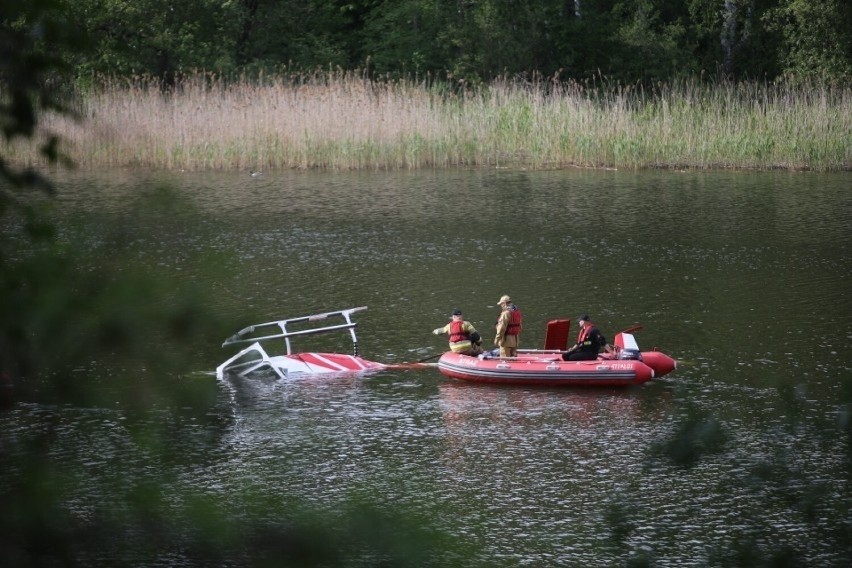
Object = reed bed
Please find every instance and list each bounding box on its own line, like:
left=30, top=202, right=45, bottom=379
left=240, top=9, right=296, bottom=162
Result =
left=6, top=71, right=850, bottom=171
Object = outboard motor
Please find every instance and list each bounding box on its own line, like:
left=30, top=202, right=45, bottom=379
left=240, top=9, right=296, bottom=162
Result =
left=617, top=348, right=642, bottom=361
left=614, top=332, right=642, bottom=361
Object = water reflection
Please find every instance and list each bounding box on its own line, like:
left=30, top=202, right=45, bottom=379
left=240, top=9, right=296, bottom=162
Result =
left=3, top=167, right=850, bottom=565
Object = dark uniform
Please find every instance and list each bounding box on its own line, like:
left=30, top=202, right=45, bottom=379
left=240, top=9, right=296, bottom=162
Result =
left=562, top=319, right=607, bottom=361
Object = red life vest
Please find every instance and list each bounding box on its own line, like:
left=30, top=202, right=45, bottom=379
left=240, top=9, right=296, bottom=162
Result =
left=577, top=323, right=601, bottom=349
left=506, top=309, right=522, bottom=336
left=449, top=320, right=470, bottom=343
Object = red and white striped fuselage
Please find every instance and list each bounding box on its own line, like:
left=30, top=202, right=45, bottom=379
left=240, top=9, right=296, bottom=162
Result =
left=267, top=353, right=385, bottom=376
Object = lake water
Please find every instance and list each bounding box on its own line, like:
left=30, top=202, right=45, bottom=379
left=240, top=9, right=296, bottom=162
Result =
left=2, top=168, right=851, bottom=566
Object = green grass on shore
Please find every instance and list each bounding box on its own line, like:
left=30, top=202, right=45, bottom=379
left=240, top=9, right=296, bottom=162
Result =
left=5, top=72, right=850, bottom=172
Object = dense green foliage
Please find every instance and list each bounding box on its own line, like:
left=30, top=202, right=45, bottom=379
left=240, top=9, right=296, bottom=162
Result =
left=60, top=0, right=852, bottom=85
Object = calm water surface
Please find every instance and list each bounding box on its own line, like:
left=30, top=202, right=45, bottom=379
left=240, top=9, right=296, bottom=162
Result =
left=3, top=168, right=851, bottom=565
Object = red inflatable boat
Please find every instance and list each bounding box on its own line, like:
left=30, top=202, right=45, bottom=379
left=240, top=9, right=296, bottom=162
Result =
left=437, top=320, right=676, bottom=387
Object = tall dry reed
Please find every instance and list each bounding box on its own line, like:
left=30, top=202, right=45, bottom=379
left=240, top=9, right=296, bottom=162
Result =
left=5, top=71, right=850, bottom=171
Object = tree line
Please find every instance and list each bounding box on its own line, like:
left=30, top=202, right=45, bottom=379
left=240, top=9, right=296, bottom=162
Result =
left=44, top=0, right=852, bottom=86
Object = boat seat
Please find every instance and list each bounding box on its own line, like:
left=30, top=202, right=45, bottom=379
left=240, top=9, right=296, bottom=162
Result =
left=544, top=319, right=570, bottom=351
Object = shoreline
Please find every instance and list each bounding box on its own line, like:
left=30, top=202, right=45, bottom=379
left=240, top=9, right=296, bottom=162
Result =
left=5, top=74, right=850, bottom=173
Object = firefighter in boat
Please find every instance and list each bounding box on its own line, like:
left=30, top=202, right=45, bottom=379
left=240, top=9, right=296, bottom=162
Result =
left=494, top=294, right=522, bottom=358
left=433, top=309, right=484, bottom=356
left=561, top=314, right=612, bottom=361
